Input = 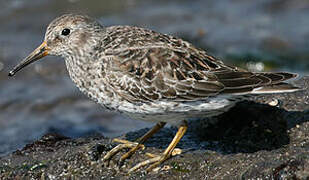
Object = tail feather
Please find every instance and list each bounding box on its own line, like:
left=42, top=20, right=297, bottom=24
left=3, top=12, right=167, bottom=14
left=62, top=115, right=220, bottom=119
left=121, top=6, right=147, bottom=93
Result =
left=256, top=72, right=298, bottom=84
left=251, top=72, right=299, bottom=94
left=251, top=82, right=300, bottom=94
left=219, top=71, right=300, bottom=95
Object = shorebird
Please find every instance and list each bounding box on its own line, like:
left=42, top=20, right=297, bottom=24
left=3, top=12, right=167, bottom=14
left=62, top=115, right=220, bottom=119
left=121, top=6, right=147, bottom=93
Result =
left=9, top=14, right=299, bottom=172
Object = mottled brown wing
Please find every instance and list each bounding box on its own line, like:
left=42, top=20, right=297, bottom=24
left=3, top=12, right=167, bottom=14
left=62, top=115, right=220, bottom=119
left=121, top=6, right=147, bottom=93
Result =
left=104, top=47, right=297, bottom=103
left=104, top=47, right=228, bottom=102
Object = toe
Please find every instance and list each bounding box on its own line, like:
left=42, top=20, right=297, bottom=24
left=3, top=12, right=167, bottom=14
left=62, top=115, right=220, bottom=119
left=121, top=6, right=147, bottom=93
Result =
left=103, top=143, right=137, bottom=161
left=128, top=156, right=161, bottom=173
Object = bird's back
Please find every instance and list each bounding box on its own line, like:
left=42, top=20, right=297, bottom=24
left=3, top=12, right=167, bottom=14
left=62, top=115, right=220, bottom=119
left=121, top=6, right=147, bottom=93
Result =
left=99, top=26, right=299, bottom=103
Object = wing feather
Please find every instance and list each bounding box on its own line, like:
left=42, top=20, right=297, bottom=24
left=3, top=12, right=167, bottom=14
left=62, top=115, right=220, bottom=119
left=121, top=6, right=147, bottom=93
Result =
left=100, top=26, right=298, bottom=102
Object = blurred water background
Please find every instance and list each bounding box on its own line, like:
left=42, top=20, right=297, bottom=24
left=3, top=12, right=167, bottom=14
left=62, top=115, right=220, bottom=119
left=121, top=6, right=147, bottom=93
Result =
left=0, top=0, right=309, bottom=156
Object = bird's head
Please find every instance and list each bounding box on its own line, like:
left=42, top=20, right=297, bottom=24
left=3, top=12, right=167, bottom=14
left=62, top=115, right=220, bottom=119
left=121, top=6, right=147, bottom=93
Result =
left=9, top=14, right=103, bottom=76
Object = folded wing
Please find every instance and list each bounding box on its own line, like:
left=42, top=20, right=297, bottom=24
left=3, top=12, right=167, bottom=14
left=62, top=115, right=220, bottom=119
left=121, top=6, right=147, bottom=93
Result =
left=104, top=44, right=298, bottom=103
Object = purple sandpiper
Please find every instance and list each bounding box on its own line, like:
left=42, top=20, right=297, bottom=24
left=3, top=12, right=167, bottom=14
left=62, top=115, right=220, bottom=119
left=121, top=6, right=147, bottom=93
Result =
left=8, top=14, right=300, bottom=172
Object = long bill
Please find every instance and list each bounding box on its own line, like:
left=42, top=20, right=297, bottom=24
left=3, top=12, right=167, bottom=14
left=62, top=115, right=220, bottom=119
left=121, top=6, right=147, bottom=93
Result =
left=8, top=41, right=50, bottom=76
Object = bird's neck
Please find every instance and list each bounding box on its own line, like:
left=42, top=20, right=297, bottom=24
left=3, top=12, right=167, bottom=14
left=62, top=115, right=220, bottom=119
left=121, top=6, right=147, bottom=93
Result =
left=64, top=53, right=96, bottom=86
left=64, top=55, right=88, bottom=87
left=64, top=33, right=103, bottom=86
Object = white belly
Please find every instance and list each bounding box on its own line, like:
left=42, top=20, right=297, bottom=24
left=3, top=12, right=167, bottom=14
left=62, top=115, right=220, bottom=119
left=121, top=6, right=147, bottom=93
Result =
left=117, top=96, right=237, bottom=126
left=72, top=75, right=239, bottom=126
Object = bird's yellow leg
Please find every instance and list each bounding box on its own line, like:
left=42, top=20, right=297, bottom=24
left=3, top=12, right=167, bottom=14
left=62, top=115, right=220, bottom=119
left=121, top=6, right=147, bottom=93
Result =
left=103, top=122, right=166, bottom=165
left=128, top=122, right=188, bottom=173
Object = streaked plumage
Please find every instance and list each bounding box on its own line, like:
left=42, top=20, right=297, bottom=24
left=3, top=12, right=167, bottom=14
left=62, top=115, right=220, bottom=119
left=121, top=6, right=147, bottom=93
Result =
left=9, top=14, right=299, bottom=172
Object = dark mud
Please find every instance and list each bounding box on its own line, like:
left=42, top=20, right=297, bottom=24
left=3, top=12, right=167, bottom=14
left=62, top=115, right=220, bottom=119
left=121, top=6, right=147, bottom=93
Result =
left=0, top=77, right=308, bottom=179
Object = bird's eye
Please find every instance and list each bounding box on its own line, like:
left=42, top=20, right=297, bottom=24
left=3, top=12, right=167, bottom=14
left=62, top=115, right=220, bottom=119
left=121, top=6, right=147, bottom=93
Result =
left=61, top=28, right=70, bottom=36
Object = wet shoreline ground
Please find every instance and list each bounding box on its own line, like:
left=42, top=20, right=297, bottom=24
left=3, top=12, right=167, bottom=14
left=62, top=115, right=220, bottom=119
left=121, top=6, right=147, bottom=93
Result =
left=0, top=76, right=308, bottom=179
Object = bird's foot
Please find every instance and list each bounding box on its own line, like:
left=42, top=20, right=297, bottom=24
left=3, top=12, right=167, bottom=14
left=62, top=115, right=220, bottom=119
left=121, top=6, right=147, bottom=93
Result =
left=128, top=148, right=182, bottom=173
left=103, top=137, right=182, bottom=173
left=103, top=122, right=186, bottom=173
left=127, top=123, right=187, bottom=173
left=103, top=122, right=166, bottom=169
left=103, top=138, right=145, bottom=167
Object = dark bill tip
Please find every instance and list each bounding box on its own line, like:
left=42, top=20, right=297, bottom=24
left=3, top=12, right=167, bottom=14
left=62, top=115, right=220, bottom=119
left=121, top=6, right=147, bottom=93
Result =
left=8, top=71, right=15, bottom=76
left=8, top=41, right=49, bottom=77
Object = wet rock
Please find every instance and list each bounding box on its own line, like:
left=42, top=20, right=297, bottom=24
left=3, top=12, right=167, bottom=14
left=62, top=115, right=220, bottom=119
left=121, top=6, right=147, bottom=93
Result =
left=15, top=133, right=70, bottom=155
left=0, top=77, right=308, bottom=179
left=2, top=0, right=309, bottom=158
